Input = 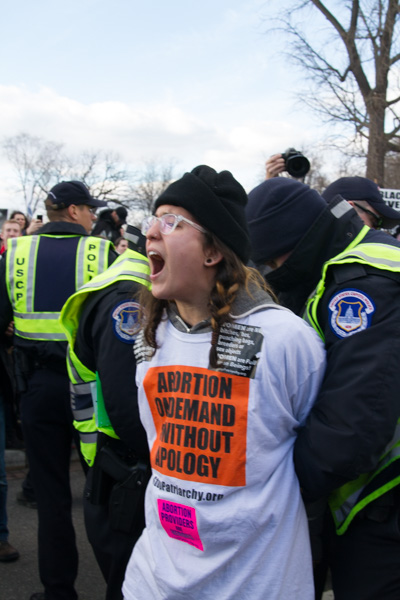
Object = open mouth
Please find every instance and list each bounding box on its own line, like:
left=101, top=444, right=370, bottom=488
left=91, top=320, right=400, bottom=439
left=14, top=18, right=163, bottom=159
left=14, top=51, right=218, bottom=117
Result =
left=148, top=250, right=165, bottom=277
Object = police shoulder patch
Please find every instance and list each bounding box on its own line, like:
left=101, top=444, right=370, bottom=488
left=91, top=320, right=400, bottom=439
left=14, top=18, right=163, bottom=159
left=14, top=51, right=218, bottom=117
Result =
left=111, top=300, right=141, bottom=344
left=328, top=288, right=375, bottom=339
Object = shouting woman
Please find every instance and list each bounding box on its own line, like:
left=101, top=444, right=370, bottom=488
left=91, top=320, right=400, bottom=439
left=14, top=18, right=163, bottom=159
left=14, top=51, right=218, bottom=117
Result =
left=122, top=165, right=326, bottom=600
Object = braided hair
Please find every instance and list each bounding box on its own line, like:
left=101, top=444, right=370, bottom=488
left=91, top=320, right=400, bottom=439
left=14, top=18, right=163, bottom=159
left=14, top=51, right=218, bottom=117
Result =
left=206, top=234, right=273, bottom=368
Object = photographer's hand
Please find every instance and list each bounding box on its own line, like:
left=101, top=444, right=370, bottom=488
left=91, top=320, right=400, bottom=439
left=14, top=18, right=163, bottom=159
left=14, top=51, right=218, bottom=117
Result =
left=265, top=154, right=285, bottom=179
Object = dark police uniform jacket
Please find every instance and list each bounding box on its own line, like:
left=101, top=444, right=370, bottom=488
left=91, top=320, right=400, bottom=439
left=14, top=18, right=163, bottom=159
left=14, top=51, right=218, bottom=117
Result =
left=266, top=195, right=400, bottom=502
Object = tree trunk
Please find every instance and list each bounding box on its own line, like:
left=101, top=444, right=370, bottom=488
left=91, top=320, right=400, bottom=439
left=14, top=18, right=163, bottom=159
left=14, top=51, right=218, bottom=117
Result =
left=366, top=93, right=386, bottom=185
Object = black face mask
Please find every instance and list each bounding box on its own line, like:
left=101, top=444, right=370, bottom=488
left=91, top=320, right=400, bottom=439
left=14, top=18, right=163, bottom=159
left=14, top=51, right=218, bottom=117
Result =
left=265, top=262, right=318, bottom=316
left=263, top=198, right=358, bottom=315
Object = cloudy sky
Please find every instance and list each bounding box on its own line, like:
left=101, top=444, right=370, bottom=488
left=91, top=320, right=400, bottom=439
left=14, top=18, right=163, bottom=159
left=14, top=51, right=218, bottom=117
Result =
left=0, top=0, right=326, bottom=211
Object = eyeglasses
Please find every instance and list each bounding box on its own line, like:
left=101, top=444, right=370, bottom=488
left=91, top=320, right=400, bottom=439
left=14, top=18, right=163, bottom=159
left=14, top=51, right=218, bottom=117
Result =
left=141, top=213, right=207, bottom=236
left=352, top=202, right=383, bottom=229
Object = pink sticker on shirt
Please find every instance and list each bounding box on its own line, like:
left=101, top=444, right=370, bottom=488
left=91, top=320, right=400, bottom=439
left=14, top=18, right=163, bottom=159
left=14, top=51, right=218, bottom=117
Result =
left=157, top=499, right=203, bottom=551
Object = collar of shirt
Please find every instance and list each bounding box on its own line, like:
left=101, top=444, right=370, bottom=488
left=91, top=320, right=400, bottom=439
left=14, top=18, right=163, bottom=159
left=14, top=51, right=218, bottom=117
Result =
left=37, top=221, right=88, bottom=236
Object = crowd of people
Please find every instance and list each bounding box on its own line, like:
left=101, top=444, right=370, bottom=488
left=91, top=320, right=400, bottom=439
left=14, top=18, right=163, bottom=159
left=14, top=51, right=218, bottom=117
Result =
left=1, top=159, right=400, bottom=600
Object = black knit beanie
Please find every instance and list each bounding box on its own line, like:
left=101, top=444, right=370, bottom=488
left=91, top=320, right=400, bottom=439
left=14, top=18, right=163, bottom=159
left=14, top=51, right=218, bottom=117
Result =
left=245, top=178, right=327, bottom=263
left=154, top=165, right=251, bottom=263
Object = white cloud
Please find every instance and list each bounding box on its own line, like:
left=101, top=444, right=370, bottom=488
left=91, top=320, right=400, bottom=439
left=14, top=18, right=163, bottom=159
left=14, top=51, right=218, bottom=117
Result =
left=0, top=83, right=321, bottom=210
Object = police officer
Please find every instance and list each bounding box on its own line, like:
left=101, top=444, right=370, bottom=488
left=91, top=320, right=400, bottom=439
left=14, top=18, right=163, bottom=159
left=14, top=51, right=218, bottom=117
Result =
left=0, top=181, right=117, bottom=600
left=245, top=177, right=400, bottom=600
left=60, top=225, right=151, bottom=600
left=322, top=176, right=400, bottom=230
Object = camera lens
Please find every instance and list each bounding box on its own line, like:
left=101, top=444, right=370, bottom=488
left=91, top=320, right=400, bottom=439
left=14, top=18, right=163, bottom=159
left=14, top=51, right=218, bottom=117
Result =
left=283, top=148, right=310, bottom=178
left=287, top=155, right=310, bottom=178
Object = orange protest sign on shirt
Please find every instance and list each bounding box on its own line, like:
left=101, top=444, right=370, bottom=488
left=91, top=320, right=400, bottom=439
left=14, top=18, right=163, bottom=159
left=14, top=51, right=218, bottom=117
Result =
left=144, top=365, right=250, bottom=486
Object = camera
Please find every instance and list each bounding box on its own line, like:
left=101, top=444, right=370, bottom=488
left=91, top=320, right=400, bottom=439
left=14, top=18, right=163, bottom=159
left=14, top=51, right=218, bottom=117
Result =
left=281, top=148, right=310, bottom=178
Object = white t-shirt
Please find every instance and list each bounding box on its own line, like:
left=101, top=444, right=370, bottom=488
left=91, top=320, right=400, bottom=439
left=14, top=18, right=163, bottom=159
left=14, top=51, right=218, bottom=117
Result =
left=123, top=305, right=326, bottom=600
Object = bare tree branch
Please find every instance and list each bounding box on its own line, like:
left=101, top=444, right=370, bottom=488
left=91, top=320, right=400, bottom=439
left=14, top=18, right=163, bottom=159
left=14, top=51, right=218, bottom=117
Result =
left=129, top=159, right=178, bottom=215
left=269, top=0, right=400, bottom=184
left=2, top=133, right=178, bottom=217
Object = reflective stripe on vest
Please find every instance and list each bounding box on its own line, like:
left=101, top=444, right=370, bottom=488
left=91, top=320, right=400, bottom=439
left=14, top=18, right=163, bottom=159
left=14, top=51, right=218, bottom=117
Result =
left=67, top=353, right=98, bottom=466
left=6, top=235, right=112, bottom=341
left=329, top=419, right=400, bottom=534
left=60, top=249, right=151, bottom=465
left=67, top=347, right=116, bottom=467
left=305, top=235, right=400, bottom=534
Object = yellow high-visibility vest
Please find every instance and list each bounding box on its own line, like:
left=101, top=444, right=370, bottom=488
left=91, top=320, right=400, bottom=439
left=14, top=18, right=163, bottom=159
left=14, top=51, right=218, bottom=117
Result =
left=60, top=249, right=151, bottom=466
left=6, top=234, right=112, bottom=341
